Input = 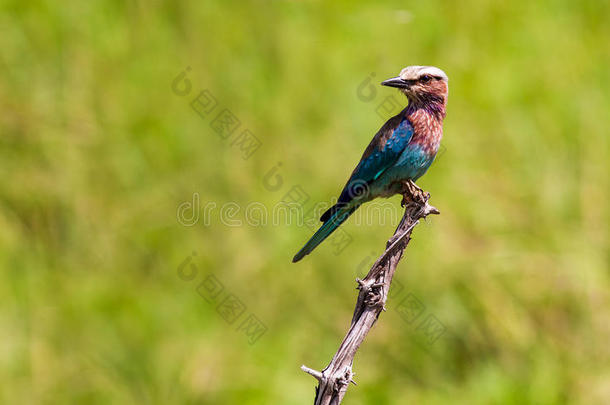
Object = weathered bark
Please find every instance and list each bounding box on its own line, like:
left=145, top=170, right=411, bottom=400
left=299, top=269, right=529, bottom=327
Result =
left=301, top=182, right=440, bottom=405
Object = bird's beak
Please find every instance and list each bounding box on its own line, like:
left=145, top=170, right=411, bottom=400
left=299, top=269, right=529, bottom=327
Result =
left=381, top=76, right=410, bottom=89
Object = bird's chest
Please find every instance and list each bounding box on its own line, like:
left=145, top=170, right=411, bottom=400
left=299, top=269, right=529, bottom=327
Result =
left=397, top=119, right=442, bottom=173
left=408, top=110, right=443, bottom=157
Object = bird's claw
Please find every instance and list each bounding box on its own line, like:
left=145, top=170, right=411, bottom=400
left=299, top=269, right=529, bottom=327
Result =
left=400, top=180, right=427, bottom=207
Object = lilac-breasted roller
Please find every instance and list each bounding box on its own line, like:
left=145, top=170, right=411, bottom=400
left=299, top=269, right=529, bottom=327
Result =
left=292, top=66, right=449, bottom=263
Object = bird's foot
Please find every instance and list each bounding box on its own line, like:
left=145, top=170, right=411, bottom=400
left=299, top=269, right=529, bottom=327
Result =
left=400, top=180, right=429, bottom=207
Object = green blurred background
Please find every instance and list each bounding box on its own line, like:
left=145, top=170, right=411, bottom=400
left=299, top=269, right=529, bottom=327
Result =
left=1, top=0, right=609, bottom=404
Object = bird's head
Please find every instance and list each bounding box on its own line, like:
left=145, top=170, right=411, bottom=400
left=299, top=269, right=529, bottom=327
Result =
left=382, top=66, right=448, bottom=106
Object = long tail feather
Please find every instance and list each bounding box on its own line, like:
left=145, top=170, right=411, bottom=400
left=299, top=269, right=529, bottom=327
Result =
left=292, top=204, right=359, bottom=262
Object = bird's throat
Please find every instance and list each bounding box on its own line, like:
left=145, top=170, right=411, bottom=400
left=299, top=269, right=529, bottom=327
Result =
left=406, top=95, right=446, bottom=121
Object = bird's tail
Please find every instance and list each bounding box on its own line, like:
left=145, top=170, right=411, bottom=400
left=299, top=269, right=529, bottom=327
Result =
left=292, top=203, right=359, bottom=263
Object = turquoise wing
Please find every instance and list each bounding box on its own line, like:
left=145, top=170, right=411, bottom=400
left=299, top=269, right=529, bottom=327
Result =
left=338, top=117, right=414, bottom=203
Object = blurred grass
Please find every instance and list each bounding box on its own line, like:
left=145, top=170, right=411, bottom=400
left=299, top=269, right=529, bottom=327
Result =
left=1, top=0, right=609, bottom=404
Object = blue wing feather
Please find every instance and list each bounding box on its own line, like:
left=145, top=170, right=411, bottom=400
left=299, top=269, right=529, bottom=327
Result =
left=338, top=116, right=414, bottom=204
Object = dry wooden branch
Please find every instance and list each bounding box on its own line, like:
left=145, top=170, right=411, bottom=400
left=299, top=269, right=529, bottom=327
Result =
left=301, top=181, right=440, bottom=405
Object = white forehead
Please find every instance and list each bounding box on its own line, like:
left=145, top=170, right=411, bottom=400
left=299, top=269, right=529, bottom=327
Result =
left=399, top=66, right=448, bottom=82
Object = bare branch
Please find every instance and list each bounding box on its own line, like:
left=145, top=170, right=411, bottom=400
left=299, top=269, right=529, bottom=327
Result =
left=302, top=181, right=439, bottom=404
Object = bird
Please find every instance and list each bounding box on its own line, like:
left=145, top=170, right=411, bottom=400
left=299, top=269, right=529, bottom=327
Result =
left=292, top=66, right=449, bottom=263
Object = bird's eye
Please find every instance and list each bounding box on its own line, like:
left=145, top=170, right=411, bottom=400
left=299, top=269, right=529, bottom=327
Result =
left=420, top=75, right=432, bottom=82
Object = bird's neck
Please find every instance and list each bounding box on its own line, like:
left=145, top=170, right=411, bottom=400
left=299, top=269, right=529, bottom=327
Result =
left=404, top=95, right=446, bottom=156
left=405, top=94, right=447, bottom=121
